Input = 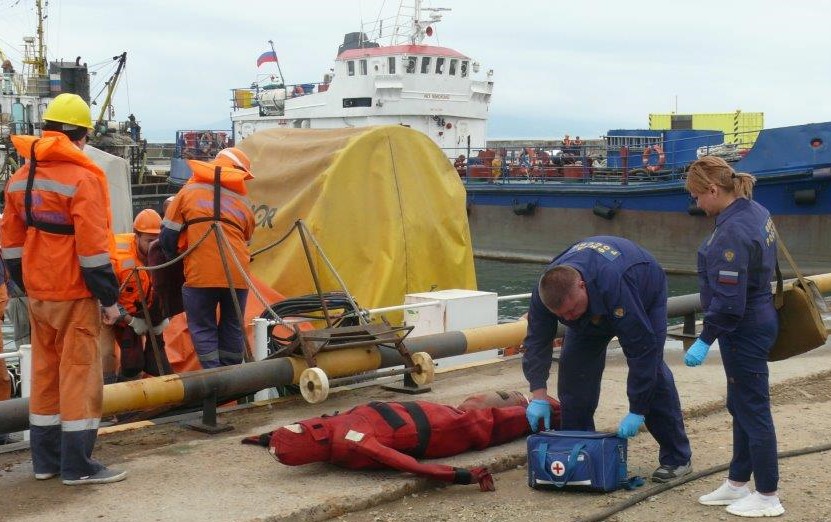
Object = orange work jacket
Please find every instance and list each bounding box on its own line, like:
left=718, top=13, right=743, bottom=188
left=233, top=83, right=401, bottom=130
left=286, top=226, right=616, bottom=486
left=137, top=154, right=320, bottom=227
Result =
left=111, top=232, right=152, bottom=314
left=161, top=160, right=254, bottom=288
left=1, top=132, right=117, bottom=302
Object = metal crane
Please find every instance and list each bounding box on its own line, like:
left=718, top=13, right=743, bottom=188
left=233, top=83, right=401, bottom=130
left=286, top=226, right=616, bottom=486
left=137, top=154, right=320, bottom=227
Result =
left=93, top=51, right=127, bottom=136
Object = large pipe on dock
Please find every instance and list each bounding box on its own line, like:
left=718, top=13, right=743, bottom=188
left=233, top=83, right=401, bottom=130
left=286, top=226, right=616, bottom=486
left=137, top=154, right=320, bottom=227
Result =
left=0, top=321, right=525, bottom=434
left=3, top=273, right=830, bottom=435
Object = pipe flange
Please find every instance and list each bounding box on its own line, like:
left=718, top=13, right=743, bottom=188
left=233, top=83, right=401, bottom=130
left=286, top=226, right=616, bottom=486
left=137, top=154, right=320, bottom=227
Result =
left=299, top=367, right=330, bottom=403
left=410, top=352, right=435, bottom=385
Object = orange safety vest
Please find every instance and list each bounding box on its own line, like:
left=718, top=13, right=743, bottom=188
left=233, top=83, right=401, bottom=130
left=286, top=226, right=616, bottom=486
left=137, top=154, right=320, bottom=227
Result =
left=1, top=132, right=115, bottom=301
left=163, top=160, right=254, bottom=288
left=111, top=232, right=152, bottom=315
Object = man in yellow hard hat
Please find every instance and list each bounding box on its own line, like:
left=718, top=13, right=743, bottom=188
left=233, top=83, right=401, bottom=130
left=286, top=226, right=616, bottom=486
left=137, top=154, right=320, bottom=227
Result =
left=0, top=93, right=127, bottom=485
left=106, top=208, right=172, bottom=382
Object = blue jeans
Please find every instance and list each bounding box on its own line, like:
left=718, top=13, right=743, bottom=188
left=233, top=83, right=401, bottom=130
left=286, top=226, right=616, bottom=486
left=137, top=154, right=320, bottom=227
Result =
left=182, top=286, right=248, bottom=369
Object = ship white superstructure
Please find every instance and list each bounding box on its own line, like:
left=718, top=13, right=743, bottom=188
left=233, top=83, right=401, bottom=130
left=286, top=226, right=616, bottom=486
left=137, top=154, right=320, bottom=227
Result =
left=230, top=1, right=492, bottom=156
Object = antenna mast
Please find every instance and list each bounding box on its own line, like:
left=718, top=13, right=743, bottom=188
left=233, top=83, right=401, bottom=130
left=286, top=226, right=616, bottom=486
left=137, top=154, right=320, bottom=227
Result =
left=268, top=40, right=286, bottom=86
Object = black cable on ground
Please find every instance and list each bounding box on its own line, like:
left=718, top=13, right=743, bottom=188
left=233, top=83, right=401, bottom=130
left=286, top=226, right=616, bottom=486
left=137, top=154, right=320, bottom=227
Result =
left=576, top=442, right=831, bottom=522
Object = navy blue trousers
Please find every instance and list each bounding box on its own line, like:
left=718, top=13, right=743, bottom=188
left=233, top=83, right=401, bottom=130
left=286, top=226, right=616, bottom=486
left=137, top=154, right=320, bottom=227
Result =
left=719, top=303, right=779, bottom=493
left=557, top=321, right=692, bottom=466
left=182, top=286, right=248, bottom=369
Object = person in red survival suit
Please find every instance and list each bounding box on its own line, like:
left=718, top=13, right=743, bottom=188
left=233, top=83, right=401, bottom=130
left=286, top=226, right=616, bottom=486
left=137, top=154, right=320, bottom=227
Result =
left=108, top=209, right=172, bottom=382
left=242, top=392, right=561, bottom=491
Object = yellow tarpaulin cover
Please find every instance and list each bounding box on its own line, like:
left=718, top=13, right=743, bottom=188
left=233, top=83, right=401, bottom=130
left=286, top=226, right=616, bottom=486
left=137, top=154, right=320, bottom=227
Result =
left=239, top=125, right=476, bottom=315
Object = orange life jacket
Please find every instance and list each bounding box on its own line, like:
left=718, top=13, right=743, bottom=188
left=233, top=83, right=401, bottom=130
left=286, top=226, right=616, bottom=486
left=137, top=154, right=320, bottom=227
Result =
left=163, top=160, right=254, bottom=288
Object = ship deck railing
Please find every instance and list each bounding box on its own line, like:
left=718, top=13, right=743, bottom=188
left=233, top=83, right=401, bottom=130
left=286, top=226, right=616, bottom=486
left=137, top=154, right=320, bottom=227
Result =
left=449, top=131, right=758, bottom=186
left=173, top=129, right=233, bottom=161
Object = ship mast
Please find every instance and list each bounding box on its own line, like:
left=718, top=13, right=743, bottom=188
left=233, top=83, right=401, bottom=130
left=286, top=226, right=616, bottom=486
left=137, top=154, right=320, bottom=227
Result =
left=405, top=0, right=449, bottom=45
left=22, top=0, right=48, bottom=76
left=267, top=39, right=286, bottom=86
left=410, top=0, right=423, bottom=44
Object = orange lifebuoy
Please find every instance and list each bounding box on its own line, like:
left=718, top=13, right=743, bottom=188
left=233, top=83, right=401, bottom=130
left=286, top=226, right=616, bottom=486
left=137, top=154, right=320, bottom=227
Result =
left=642, top=144, right=666, bottom=173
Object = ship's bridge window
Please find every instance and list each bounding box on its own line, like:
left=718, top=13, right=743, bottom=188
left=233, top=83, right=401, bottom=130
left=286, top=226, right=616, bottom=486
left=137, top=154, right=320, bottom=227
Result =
left=347, top=61, right=355, bottom=76
left=387, top=56, right=396, bottom=74
left=461, top=60, right=469, bottom=78
left=360, top=59, right=368, bottom=75
left=420, top=57, right=431, bottom=74
left=449, top=59, right=458, bottom=76
left=435, top=57, right=445, bottom=74
left=405, top=56, right=416, bottom=74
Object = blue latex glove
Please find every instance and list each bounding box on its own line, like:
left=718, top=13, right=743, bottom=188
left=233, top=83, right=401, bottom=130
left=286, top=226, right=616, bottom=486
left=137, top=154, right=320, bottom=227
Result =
left=617, top=412, right=645, bottom=438
left=684, top=338, right=711, bottom=367
left=526, top=399, right=551, bottom=432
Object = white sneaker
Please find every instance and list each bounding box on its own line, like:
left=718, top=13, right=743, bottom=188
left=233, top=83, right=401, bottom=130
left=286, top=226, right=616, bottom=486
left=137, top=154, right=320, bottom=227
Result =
left=698, top=480, right=751, bottom=506
left=725, top=491, right=784, bottom=517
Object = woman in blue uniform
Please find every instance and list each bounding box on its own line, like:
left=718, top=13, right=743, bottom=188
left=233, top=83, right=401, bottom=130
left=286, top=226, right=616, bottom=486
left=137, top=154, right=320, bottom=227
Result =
left=684, top=156, right=784, bottom=517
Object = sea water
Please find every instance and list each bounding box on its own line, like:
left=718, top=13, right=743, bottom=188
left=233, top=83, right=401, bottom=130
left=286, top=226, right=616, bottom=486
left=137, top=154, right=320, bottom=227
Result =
left=474, top=258, right=699, bottom=321
left=434, top=258, right=699, bottom=368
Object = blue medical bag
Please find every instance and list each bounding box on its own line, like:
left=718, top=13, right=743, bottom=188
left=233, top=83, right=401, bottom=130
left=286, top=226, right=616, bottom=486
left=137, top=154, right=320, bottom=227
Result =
left=527, top=430, right=637, bottom=492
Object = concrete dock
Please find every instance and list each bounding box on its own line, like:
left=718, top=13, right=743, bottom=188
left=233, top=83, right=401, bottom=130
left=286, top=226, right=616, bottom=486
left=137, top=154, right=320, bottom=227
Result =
left=1, top=342, right=829, bottom=522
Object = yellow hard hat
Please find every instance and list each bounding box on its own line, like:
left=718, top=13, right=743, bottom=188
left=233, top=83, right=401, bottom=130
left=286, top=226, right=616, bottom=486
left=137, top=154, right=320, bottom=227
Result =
left=133, top=208, right=162, bottom=234
left=42, top=93, right=93, bottom=129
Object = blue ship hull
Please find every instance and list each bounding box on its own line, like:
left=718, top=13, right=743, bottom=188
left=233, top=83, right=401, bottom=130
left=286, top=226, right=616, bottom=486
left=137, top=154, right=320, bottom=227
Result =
left=465, top=123, right=831, bottom=275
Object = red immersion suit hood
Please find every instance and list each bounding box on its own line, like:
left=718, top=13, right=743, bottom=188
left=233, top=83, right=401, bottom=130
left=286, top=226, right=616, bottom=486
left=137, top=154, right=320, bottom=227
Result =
left=269, top=420, right=333, bottom=465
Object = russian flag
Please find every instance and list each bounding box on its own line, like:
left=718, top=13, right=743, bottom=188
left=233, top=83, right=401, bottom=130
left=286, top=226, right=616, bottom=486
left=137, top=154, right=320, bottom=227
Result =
left=257, top=51, right=278, bottom=67
left=718, top=270, right=739, bottom=285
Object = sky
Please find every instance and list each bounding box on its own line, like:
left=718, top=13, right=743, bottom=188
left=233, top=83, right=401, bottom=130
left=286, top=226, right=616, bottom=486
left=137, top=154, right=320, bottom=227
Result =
left=2, top=0, right=830, bottom=143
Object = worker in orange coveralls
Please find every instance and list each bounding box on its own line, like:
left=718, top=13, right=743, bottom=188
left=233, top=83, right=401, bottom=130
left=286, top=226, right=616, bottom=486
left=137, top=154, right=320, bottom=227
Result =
left=108, top=209, right=172, bottom=382
left=0, top=93, right=127, bottom=485
left=160, top=147, right=255, bottom=369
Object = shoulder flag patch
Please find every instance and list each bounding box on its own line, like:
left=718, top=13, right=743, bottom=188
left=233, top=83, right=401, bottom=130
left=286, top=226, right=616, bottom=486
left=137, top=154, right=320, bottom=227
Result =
left=718, top=270, right=739, bottom=285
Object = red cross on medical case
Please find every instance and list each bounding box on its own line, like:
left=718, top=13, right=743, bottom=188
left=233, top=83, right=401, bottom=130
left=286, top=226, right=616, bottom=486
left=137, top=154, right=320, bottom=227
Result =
left=527, top=430, right=632, bottom=492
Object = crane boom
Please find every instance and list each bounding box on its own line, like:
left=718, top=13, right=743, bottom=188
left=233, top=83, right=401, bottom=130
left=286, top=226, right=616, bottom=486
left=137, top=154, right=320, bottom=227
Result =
left=94, top=52, right=127, bottom=135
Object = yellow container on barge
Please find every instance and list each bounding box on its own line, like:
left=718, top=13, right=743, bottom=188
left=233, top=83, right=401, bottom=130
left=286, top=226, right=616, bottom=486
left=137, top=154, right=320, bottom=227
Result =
left=649, top=110, right=763, bottom=147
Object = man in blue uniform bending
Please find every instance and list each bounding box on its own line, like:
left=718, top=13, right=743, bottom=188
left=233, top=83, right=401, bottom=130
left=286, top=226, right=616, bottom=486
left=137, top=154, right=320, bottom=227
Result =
left=522, top=236, right=693, bottom=482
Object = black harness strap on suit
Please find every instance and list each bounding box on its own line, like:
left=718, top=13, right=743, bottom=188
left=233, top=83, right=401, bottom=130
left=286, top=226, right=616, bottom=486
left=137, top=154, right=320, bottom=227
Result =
left=213, top=165, right=221, bottom=222
left=367, top=401, right=431, bottom=457
left=182, top=166, right=244, bottom=233
left=401, top=402, right=431, bottom=458
left=24, top=140, right=75, bottom=235
left=367, top=402, right=407, bottom=430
